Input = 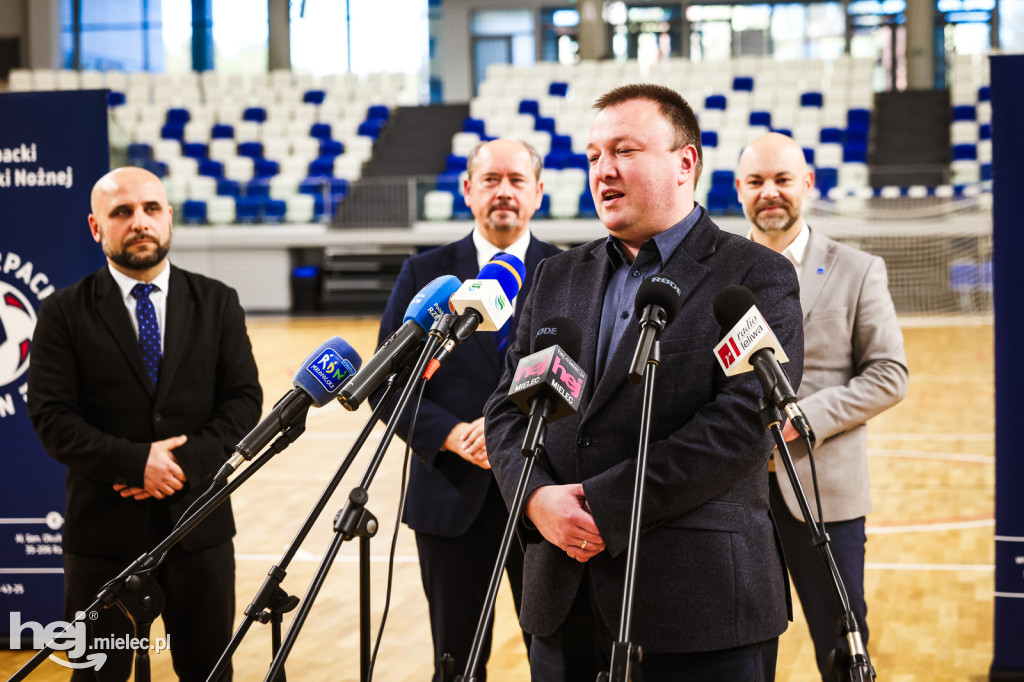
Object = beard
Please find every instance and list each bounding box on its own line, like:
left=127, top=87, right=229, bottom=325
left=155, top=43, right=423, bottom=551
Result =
left=105, top=233, right=171, bottom=270
left=749, top=202, right=800, bottom=234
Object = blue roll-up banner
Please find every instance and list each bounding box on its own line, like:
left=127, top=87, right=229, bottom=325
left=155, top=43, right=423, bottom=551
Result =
left=991, top=54, right=1024, bottom=680
left=0, top=90, right=109, bottom=646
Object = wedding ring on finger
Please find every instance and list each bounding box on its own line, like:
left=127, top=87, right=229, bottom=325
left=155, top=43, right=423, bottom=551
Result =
left=580, top=540, right=588, bottom=550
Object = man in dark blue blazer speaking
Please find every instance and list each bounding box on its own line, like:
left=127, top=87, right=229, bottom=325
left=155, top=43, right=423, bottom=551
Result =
left=376, top=139, right=560, bottom=681
left=484, top=85, right=804, bottom=681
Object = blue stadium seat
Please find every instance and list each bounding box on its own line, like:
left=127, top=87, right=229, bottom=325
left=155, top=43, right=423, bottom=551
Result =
left=264, top=199, right=287, bottom=223
left=237, top=141, right=262, bottom=159
left=978, top=86, right=991, bottom=103
left=732, top=76, right=754, bottom=92
left=952, top=105, right=977, bottom=121
left=198, top=159, right=224, bottom=178
left=463, top=117, right=486, bottom=136
left=544, top=150, right=570, bottom=170
left=551, top=134, right=573, bottom=151
left=308, top=156, right=335, bottom=177
left=534, top=116, right=556, bottom=133
left=358, top=119, right=384, bottom=139
left=183, top=142, right=208, bottom=160
left=519, top=99, right=540, bottom=117
left=802, top=147, right=815, bottom=165
left=980, top=123, right=992, bottom=140
left=145, top=160, right=168, bottom=178
left=800, top=92, right=824, bottom=108
left=160, top=121, right=185, bottom=140
left=246, top=178, right=271, bottom=198
left=211, top=123, right=235, bottom=139
left=843, top=141, right=868, bottom=163
left=452, top=195, right=472, bottom=219
left=310, top=122, right=332, bottom=140
left=773, top=128, right=793, bottom=138
left=952, top=143, right=978, bottom=161
left=578, top=190, right=597, bottom=218
left=981, top=163, right=993, bottom=181
left=565, top=153, right=589, bottom=171
left=166, top=107, right=190, bottom=124
left=367, top=105, right=390, bottom=122
left=749, top=111, right=772, bottom=128
left=446, top=154, right=468, bottom=172
left=107, top=91, right=126, bottom=107
left=847, top=108, right=871, bottom=131
left=182, top=200, right=207, bottom=224
left=299, top=176, right=331, bottom=196
left=820, top=127, right=843, bottom=144
left=303, top=90, right=326, bottom=105
left=534, top=194, right=551, bottom=219
left=235, top=196, right=264, bottom=223
left=217, top=179, right=241, bottom=198
left=254, top=158, right=280, bottom=178
left=846, top=128, right=869, bottom=145
left=549, top=82, right=569, bottom=97
left=815, top=167, right=838, bottom=195
left=127, top=142, right=153, bottom=162
left=319, top=139, right=344, bottom=157
left=243, top=107, right=267, bottom=123
left=701, top=131, right=718, bottom=148
left=435, top=172, right=462, bottom=195
left=705, top=95, right=727, bottom=110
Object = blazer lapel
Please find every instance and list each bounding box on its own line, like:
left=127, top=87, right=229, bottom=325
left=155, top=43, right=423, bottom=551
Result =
left=157, top=266, right=193, bottom=401
left=798, top=227, right=835, bottom=318
left=584, top=215, right=715, bottom=419
left=94, top=267, right=154, bottom=396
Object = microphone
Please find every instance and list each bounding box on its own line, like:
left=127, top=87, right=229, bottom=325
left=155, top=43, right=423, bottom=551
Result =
left=218, top=337, right=362, bottom=481
left=711, top=284, right=812, bottom=440
left=627, top=274, right=685, bottom=384
left=425, top=253, right=527, bottom=379
left=508, top=317, right=587, bottom=456
left=337, top=275, right=462, bottom=411
left=448, top=252, right=525, bottom=335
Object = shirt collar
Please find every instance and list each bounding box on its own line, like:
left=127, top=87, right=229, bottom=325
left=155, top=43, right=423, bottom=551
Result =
left=108, top=260, right=171, bottom=300
left=472, top=228, right=532, bottom=272
left=605, top=203, right=701, bottom=268
left=746, top=222, right=809, bottom=270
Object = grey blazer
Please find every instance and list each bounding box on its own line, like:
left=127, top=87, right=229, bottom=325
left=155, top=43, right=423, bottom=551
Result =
left=775, top=228, right=908, bottom=523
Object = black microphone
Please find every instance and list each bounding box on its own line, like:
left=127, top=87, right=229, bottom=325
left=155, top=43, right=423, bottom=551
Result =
left=508, top=317, right=587, bottom=456
left=337, top=275, right=462, bottom=411
left=712, top=284, right=813, bottom=440
left=627, top=274, right=685, bottom=383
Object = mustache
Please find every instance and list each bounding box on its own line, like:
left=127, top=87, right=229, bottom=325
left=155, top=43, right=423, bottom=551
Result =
left=124, top=234, right=159, bottom=246
left=489, top=203, right=517, bottom=213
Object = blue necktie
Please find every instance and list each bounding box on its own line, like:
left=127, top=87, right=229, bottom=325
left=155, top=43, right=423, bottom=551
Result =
left=131, top=283, right=162, bottom=390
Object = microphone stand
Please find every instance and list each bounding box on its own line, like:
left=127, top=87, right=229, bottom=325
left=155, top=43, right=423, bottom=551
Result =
left=597, top=342, right=659, bottom=682
left=454, top=384, right=555, bottom=682
left=205, top=373, right=406, bottom=682
left=758, top=398, right=875, bottom=682
left=263, top=315, right=451, bottom=682
left=8, top=420, right=309, bottom=682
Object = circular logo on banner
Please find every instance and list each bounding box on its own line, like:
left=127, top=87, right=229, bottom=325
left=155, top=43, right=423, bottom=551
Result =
left=0, top=280, right=36, bottom=389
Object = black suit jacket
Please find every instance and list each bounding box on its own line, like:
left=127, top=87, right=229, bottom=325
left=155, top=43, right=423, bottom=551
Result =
left=28, top=264, right=263, bottom=559
left=378, top=232, right=561, bottom=537
left=485, top=209, right=803, bottom=653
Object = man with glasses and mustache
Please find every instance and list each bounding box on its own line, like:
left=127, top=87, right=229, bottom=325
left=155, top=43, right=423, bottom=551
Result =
left=736, top=132, right=907, bottom=680
left=376, top=139, right=560, bottom=681
left=28, top=166, right=263, bottom=681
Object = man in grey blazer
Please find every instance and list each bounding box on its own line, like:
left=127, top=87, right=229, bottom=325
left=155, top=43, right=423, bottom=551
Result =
left=737, top=133, right=909, bottom=680
left=485, top=85, right=804, bottom=681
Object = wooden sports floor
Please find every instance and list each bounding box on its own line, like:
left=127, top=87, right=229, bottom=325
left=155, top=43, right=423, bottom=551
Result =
left=2, top=315, right=995, bottom=681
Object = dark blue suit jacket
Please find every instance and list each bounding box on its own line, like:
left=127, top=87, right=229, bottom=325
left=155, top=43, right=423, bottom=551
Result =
left=485, top=209, right=803, bottom=653
left=378, top=232, right=561, bottom=537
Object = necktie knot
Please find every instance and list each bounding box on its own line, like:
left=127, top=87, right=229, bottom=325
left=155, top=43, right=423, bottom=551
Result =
left=131, top=282, right=156, bottom=299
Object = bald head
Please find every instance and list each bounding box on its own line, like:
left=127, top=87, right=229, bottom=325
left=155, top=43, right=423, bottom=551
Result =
left=88, top=166, right=173, bottom=280
left=735, top=133, right=815, bottom=250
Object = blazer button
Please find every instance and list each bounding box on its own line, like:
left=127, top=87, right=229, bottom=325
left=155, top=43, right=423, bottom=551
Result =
left=577, top=435, right=592, bottom=448
left=153, top=412, right=162, bottom=422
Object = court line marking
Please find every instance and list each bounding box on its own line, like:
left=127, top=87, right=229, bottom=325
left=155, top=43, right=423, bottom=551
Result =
left=867, top=449, right=993, bottom=463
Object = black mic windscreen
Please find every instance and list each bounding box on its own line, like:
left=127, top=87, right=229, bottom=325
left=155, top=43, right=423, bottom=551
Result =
left=713, top=284, right=758, bottom=331
left=533, top=317, right=583, bottom=359
left=634, top=274, right=684, bottom=324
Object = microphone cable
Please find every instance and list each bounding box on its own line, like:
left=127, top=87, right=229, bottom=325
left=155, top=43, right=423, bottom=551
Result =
left=366, top=370, right=427, bottom=681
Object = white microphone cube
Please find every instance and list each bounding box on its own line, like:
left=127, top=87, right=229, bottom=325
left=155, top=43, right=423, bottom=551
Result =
left=449, top=278, right=513, bottom=332
left=714, top=305, right=789, bottom=376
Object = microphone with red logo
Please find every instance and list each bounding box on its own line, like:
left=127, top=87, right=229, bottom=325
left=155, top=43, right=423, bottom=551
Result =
left=712, top=284, right=813, bottom=441
left=508, top=317, right=586, bottom=456
left=628, top=274, right=685, bottom=383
